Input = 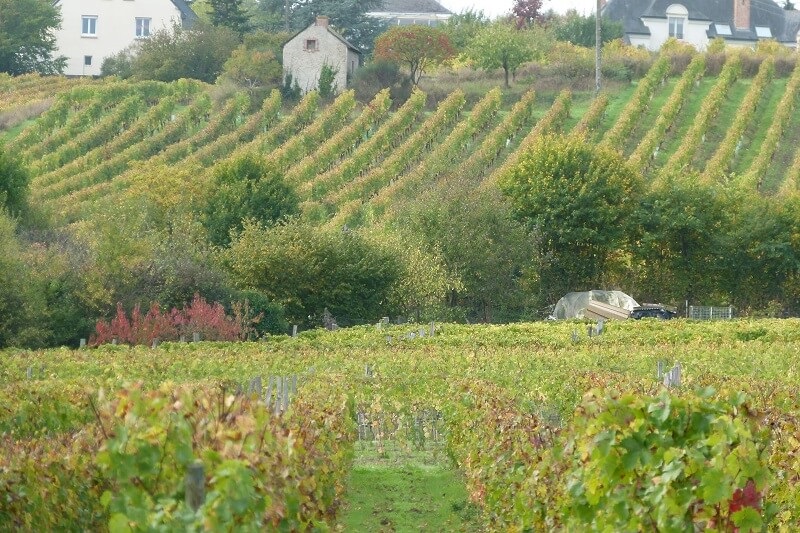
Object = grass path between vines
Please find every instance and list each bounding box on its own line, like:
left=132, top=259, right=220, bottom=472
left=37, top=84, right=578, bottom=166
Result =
left=338, top=448, right=482, bottom=532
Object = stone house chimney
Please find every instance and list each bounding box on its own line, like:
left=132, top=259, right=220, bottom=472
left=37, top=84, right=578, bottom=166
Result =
left=316, top=16, right=329, bottom=28
left=734, top=0, right=751, bottom=30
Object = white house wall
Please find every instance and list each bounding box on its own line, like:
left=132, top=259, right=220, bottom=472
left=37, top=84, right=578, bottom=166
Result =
left=284, top=26, right=351, bottom=94
left=641, top=17, right=713, bottom=50
left=55, top=0, right=185, bottom=76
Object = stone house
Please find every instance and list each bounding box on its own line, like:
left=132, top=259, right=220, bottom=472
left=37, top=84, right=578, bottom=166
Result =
left=53, top=0, right=197, bottom=77
left=366, top=0, right=453, bottom=27
left=282, top=16, right=362, bottom=95
left=602, top=0, right=800, bottom=50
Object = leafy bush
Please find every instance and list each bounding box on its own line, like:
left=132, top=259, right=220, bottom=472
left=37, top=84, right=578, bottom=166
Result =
left=91, top=294, right=251, bottom=346
left=565, top=389, right=772, bottom=531
left=202, top=152, right=299, bottom=247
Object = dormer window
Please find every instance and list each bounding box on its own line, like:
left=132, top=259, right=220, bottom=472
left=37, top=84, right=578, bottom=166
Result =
left=305, top=39, right=318, bottom=51
left=666, top=4, right=688, bottom=40
left=755, top=26, right=772, bottom=38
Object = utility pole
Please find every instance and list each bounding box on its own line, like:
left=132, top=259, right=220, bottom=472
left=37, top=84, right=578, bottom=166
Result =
left=595, top=0, right=602, bottom=94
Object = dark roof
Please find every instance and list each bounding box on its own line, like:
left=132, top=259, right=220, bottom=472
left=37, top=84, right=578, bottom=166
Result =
left=170, top=0, right=199, bottom=27
left=602, top=0, right=652, bottom=35
left=603, top=0, right=800, bottom=43
left=374, top=0, right=452, bottom=14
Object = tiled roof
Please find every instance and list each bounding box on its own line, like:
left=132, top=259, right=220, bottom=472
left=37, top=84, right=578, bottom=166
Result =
left=603, top=0, right=800, bottom=43
left=373, top=0, right=452, bottom=14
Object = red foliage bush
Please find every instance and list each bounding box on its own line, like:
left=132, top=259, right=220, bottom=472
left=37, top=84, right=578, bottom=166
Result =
left=90, top=294, right=245, bottom=346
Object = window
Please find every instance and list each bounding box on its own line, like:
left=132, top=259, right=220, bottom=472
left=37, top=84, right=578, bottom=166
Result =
left=755, top=26, right=772, bottom=38
left=136, top=17, right=151, bottom=38
left=82, top=15, right=97, bottom=36
left=668, top=16, right=684, bottom=39
left=304, top=39, right=318, bottom=51
left=84, top=55, right=92, bottom=66
left=665, top=4, right=688, bottom=40
left=714, top=24, right=732, bottom=36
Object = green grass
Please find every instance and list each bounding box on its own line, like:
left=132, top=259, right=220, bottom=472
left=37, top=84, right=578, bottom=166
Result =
left=340, top=448, right=481, bottom=532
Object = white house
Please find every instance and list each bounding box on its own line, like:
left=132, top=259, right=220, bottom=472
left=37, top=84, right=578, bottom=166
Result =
left=603, top=0, right=800, bottom=51
left=53, top=0, right=197, bottom=76
left=282, top=16, right=362, bottom=95
left=366, top=0, right=453, bottom=27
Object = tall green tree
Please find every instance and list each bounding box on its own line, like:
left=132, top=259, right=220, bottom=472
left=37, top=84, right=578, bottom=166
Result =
left=224, top=220, right=403, bottom=326
left=0, top=145, right=30, bottom=219
left=374, top=25, right=455, bottom=85
left=255, top=0, right=386, bottom=54
left=630, top=178, right=729, bottom=306
left=0, top=0, right=66, bottom=75
left=202, top=153, right=299, bottom=247
left=442, top=9, right=490, bottom=51
left=500, top=134, right=642, bottom=302
left=210, top=0, right=252, bottom=35
left=552, top=11, right=624, bottom=47
left=128, top=23, right=240, bottom=83
left=468, top=22, right=535, bottom=87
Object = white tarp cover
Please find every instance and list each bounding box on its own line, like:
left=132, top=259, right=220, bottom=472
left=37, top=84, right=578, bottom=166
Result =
left=552, top=290, right=639, bottom=319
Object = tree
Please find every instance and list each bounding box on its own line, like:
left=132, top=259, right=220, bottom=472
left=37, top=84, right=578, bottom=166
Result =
left=202, top=153, right=299, bottom=247
left=0, top=145, right=29, bottom=219
left=552, top=11, right=624, bottom=47
left=0, top=0, right=66, bottom=75
left=397, top=187, right=537, bottom=322
left=128, top=23, right=240, bottom=83
left=374, top=25, right=455, bottom=85
left=255, top=0, right=386, bottom=54
left=630, top=178, right=729, bottom=306
left=500, top=134, right=642, bottom=301
left=224, top=220, right=404, bottom=326
left=468, top=22, right=534, bottom=87
left=442, top=9, right=490, bottom=51
left=210, top=0, right=252, bottom=35
left=513, top=0, right=544, bottom=28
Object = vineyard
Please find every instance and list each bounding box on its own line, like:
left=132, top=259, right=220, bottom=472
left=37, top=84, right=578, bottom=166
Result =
left=2, top=49, right=800, bottom=233
left=3, top=51, right=800, bottom=529
left=1, top=320, right=800, bottom=529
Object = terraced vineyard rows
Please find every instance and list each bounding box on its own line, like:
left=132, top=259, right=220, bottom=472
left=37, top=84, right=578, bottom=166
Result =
left=2, top=48, right=800, bottom=232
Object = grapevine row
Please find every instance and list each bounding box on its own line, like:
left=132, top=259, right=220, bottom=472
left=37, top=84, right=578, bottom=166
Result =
left=262, top=89, right=358, bottom=171
left=284, top=89, right=392, bottom=187
left=701, top=57, right=775, bottom=184
left=46, top=92, right=253, bottom=216
left=739, top=58, right=800, bottom=191
left=35, top=93, right=211, bottom=203
left=601, top=54, right=672, bottom=149
left=322, top=89, right=466, bottom=210
left=436, top=89, right=537, bottom=189
left=366, top=87, right=503, bottom=219
left=659, top=53, right=741, bottom=179
left=31, top=94, right=189, bottom=191
left=571, top=93, right=609, bottom=139
left=59, top=91, right=318, bottom=223
left=479, top=89, right=572, bottom=191
left=32, top=95, right=148, bottom=174
left=627, top=53, right=707, bottom=173
left=298, top=89, right=426, bottom=202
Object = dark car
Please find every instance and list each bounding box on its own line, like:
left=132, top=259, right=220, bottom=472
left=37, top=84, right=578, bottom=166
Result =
left=630, top=305, right=678, bottom=320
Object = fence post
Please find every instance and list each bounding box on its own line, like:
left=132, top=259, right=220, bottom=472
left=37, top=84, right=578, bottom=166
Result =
left=292, top=325, right=298, bottom=338
left=185, top=462, right=205, bottom=511
left=79, top=338, right=86, bottom=348
left=192, top=332, right=200, bottom=343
